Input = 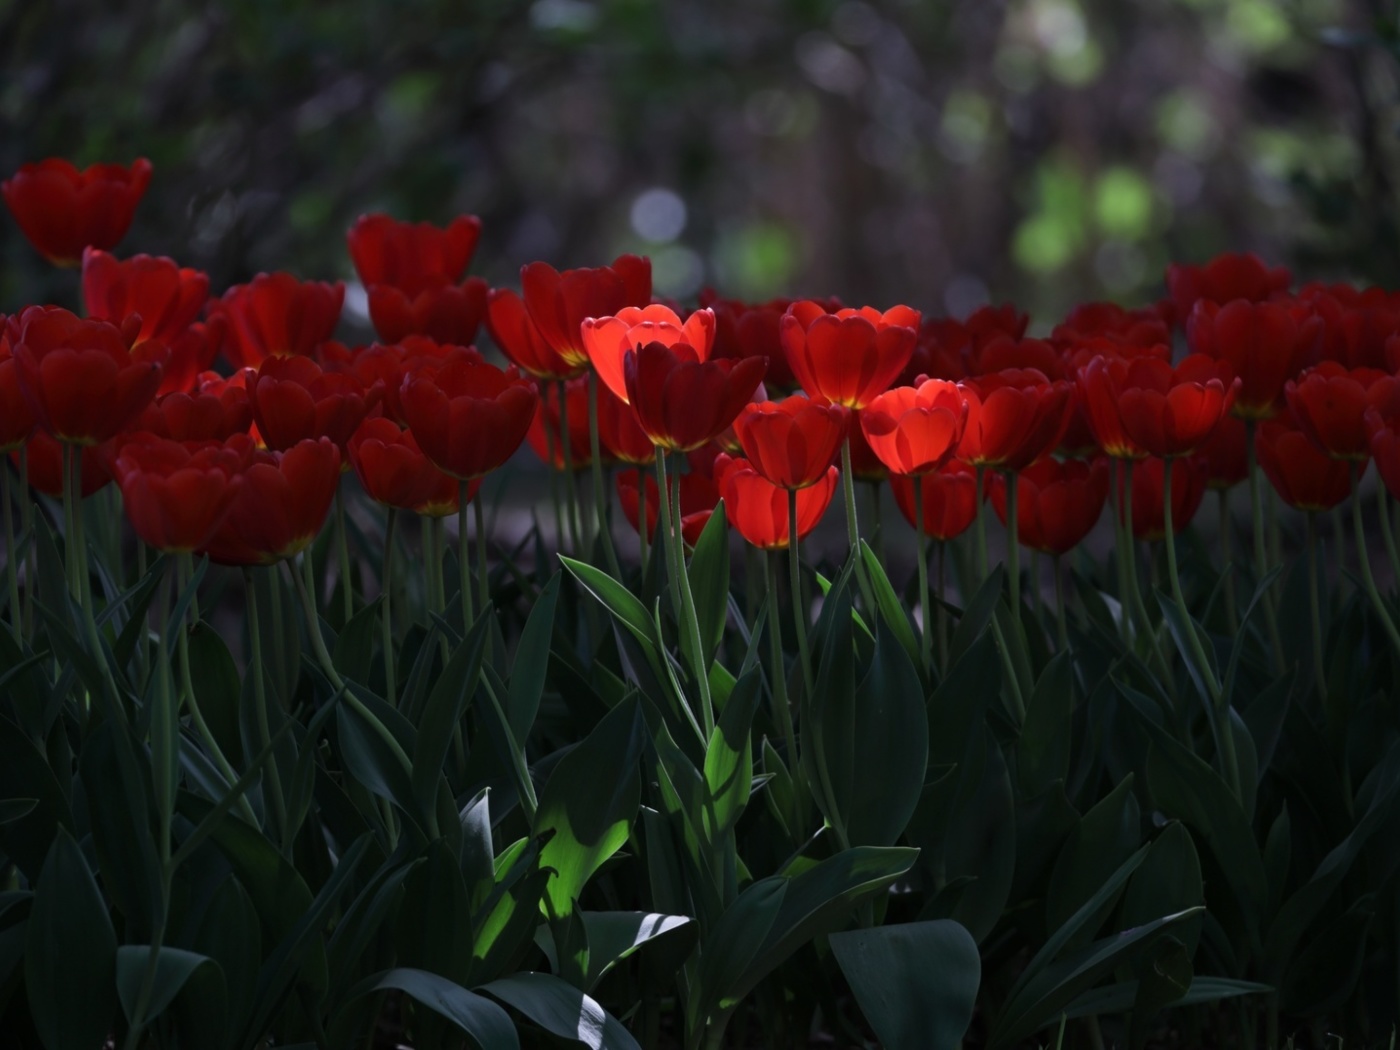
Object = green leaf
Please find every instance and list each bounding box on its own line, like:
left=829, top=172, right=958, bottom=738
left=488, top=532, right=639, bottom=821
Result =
left=358, top=968, right=519, bottom=1050
left=1062, top=976, right=1273, bottom=1019
left=1129, top=936, right=1192, bottom=1050
left=337, top=696, right=419, bottom=824
left=830, top=919, right=980, bottom=1050
left=580, top=911, right=694, bottom=992
left=1044, top=774, right=1140, bottom=946
left=480, top=971, right=640, bottom=1050
left=333, top=595, right=384, bottom=685
left=184, top=622, right=246, bottom=767
left=1122, top=822, right=1204, bottom=955
left=508, top=572, right=561, bottom=740
left=698, top=878, right=787, bottom=1013
left=24, top=828, right=117, bottom=1050
left=116, top=945, right=225, bottom=1031
left=702, top=669, right=761, bottom=841
left=561, top=556, right=658, bottom=651
left=0, top=798, right=36, bottom=823
left=1017, top=651, right=1074, bottom=796
left=859, top=540, right=922, bottom=675
left=688, top=500, right=730, bottom=660
left=0, top=715, right=71, bottom=883
left=1154, top=588, right=1218, bottom=704
left=948, top=564, right=1005, bottom=666
left=411, top=615, right=490, bottom=813
left=533, top=698, right=645, bottom=918
left=193, top=875, right=261, bottom=1050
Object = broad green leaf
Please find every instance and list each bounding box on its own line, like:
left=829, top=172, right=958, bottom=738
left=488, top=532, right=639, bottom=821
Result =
left=508, top=572, right=561, bottom=740
left=830, top=919, right=980, bottom=1050
left=184, top=623, right=245, bottom=766
left=116, top=945, right=225, bottom=1032
left=698, top=878, right=787, bottom=1012
left=688, top=501, right=730, bottom=659
left=859, top=540, right=922, bottom=675
left=1017, top=651, right=1073, bottom=796
left=1129, top=936, right=1192, bottom=1050
left=411, top=615, right=490, bottom=813
left=0, top=798, right=36, bottom=823
left=1122, top=822, right=1204, bottom=955
left=193, top=875, right=261, bottom=1050
left=24, top=828, right=117, bottom=1050
left=332, top=595, right=384, bottom=685
left=561, top=556, right=657, bottom=651
left=480, top=971, right=640, bottom=1050
left=948, top=564, right=1005, bottom=666
left=702, top=669, right=761, bottom=841
left=1062, top=976, right=1273, bottom=1019
left=1044, top=774, right=1140, bottom=946
left=580, top=911, right=694, bottom=992
left=358, top=968, right=518, bottom=1050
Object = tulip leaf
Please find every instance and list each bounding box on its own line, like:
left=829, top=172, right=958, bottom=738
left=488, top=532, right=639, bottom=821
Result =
left=356, top=968, right=519, bottom=1050
left=1044, top=774, right=1141, bottom=948
left=561, top=556, right=658, bottom=653
left=702, top=668, right=761, bottom=841
left=1016, top=650, right=1074, bottom=797
left=1122, top=822, right=1204, bottom=955
left=411, top=614, right=490, bottom=811
left=688, top=500, right=730, bottom=660
left=948, top=564, right=1005, bottom=666
left=480, top=971, right=640, bottom=1050
left=0, top=713, right=74, bottom=883
left=184, top=621, right=246, bottom=767
left=193, top=875, right=262, bottom=1050
left=580, top=911, right=695, bottom=992
left=830, top=919, right=980, bottom=1050
left=508, top=572, right=561, bottom=740
left=859, top=539, right=922, bottom=675
left=332, top=595, right=384, bottom=686
left=1061, top=976, right=1273, bottom=1018
left=116, top=945, right=225, bottom=1033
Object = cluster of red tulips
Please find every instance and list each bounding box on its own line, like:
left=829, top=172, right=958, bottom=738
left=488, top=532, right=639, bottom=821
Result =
left=8, top=156, right=1400, bottom=683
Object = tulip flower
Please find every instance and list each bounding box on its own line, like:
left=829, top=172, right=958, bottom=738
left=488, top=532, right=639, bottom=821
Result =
left=715, top=454, right=836, bottom=551
left=900, top=304, right=1027, bottom=386
left=733, top=396, right=849, bottom=490
left=1165, top=252, right=1291, bottom=328
left=15, top=432, right=110, bottom=498
left=1187, top=299, right=1315, bottom=420
left=487, top=288, right=582, bottom=380
left=347, top=213, right=482, bottom=294
left=1052, top=301, right=1171, bottom=349
left=1200, top=414, right=1249, bottom=491
left=527, top=376, right=595, bottom=471
left=367, top=278, right=488, bottom=346
left=248, top=355, right=381, bottom=454
left=81, top=249, right=209, bottom=346
left=704, top=294, right=803, bottom=389
left=1256, top=417, right=1356, bottom=512
left=400, top=354, right=538, bottom=480
left=1114, top=354, right=1240, bottom=459
left=520, top=255, right=652, bottom=369
left=623, top=341, right=766, bottom=453
left=319, top=337, right=476, bottom=426
left=583, top=304, right=716, bottom=404
left=112, top=435, right=244, bottom=553
left=209, top=272, right=345, bottom=368
left=2, top=157, right=152, bottom=266
left=780, top=301, right=920, bottom=410
left=0, top=323, right=37, bottom=451
left=990, top=457, right=1109, bottom=556
left=616, top=468, right=718, bottom=547
left=1120, top=455, right=1206, bottom=542
left=890, top=462, right=980, bottom=542
left=1285, top=362, right=1400, bottom=461
left=159, top=318, right=227, bottom=396
left=133, top=372, right=254, bottom=443
left=348, top=417, right=469, bottom=517
left=597, top=384, right=656, bottom=466
left=859, top=379, right=967, bottom=477
left=956, top=369, right=1072, bottom=472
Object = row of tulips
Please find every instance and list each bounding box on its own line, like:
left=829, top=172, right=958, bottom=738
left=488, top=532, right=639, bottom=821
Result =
left=6, top=157, right=1400, bottom=1048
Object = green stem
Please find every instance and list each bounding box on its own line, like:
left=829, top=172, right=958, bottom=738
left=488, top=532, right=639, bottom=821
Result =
left=426, top=515, right=449, bottom=667
left=589, top=371, right=621, bottom=578
left=2, top=462, right=18, bottom=637
left=1379, top=484, right=1400, bottom=594
left=66, top=444, right=122, bottom=710
left=655, top=451, right=680, bottom=627
left=1218, top=487, right=1238, bottom=634
left=672, top=452, right=715, bottom=738
left=381, top=510, right=398, bottom=708
left=1005, top=470, right=1021, bottom=622
left=136, top=540, right=149, bottom=684
left=913, top=474, right=931, bottom=674
left=62, top=444, right=81, bottom=601
left=542, top=386, right=565, bottom=553
left=1350, top=461, right=1400, bottom=663
left=1306, top=512, right=1328, bottom=705
left=19, top=448, right=34, bottom=641
left=335, top=482, right=354, bottom=624
left=936, top=541, right=949, bottom=672
left=1245, top=422, right=1285, bottom=672
left=787, top=486, right=814, bottom=693
left=1332, top=504, right=1348, bottom=585
left=243, top=567, right=287, bottom=840
left=153, top=567, right=176, bottom=867
left=1054, top=553, right=1069, bottom=651
left=557, top=379, right=583, bottom=554
left=840, top=435, right=859, bottom=554
left=637, top=464, right=649, bottom=584
left=1122, top=463, right=1176, bottom=699
left=1111, top=460, right=1132, bottom=643
left=974, top=465, right=988, bottom=579
left=474, top=496, right=489, bottom=613
left=766, top=552, right=798, bottom=770
left=459, top=481, right=475, bottom=632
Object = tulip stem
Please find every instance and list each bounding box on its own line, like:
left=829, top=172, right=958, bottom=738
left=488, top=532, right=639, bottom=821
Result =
left=1245, top=422, right=1286, bottom=673
left=474, top=496, right=490, bottom=614
left=866, top=479, right=885, bottom=566
left=19, top=448, right=34, bottom=641
left=2, top=462, right=18, bottom=638
left=841, top=436, right=877, bottom=611
left=1111, top=461, right=1132, bottom=643
left=1004, top=470, right=1021, bottom=623
left=542, top=390, right=566, bottom=554
left=243, top=567, right=287, bottom=840
left=381, top=510, right=398, bottom=708
left=1305, top=512, right=1328, bottom=705
left=1054, top=553, right=1069, bottom=652
left=459, top=481, right=475, bottom=632
left=335, top=483, right=354, bottom=625
left=1378, top=485, right=1400, bottom=592
left=589, top=372, right=622, bottom=579
left=65, top=444, right=123, bottom=711
left=788, top=487, right=814, bottom=692
left=655, top=452, right=681, bottom=629
left=1121, top=463, right=1163, bottom=672
left=62, top=444, right=82, bottom=602
left=1217, top=488, right=1239, bottom=635
left=765, top=552, right=798, bottom=771
left=974, top=466, right=988, bottom=580
left=936, top=540, right=949, bottom=672
left=671, top=452, right=714, bottom=738
left=1349, top=462, right=1400, bottom=663
left=557, top=380, right=583, bottom=554
left=913, top=475, right=932, bottom=674
left=636, top=464, right=649, bottom=585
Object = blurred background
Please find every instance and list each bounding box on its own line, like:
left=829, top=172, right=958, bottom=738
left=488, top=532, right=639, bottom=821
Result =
left=4, top=0, right=1400, bottom=331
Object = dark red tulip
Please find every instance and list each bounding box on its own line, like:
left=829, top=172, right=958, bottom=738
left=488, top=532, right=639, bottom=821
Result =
left=132, top=371, right=254, bottom=443
left=703, top=294, right=802, bottom=389
left=113, top=434, right=244, bottom=553
left=527, top=377, right=595, bottom=470
left=1366, top=408, right=1400, bottom=502
left=1166, top=253, right=1291, bottom=328
left=1199, top=414, right=1249, bottom=490
left=348, top=416, right=470, bottom=517
left=400, top=354, right=538, bottom=480
left=1115, top=354, right=1240, bottom=459
left=583, top=305, right=716, bottom=403
left=319, top=337, right=477, bottom=426
left=715, top=453, right=837, bottom=550
left=956, top=369, right=1072, bottom=471
left=1121, top=455, right=1207, bottom=542
left=1300, top=283, right=1400, bottom=370
left=520, top=255, right=652, bottom=370
left=159, top=317, right=227, bottom=396
left=0, top=320, right=37, bottom=450
left=15, top=431, right=111, bottom=497
left=1052, top=301, right=1171, bottom=349
left=1285, top=362, right=1400, bottom=461
left=81, top=248, right=209, bottom=346
left=248, top=354, right=381, bottom=453
left=733, top=395, right=849, bottom=490
left=859, top=379, right=967, bottom=477
left=347, top=214, right=482, bottom=296
left=1075, top=354, right=1147, bottom=460
left=989, top=457, right=1109, bottom=555
left=1187, top=299, right=1314, bottom=420
left=901, top=304, right=1028, bottom=385
left=208, top=272, right=344, bottom=368
left=199, top=436, right=341, bottom=566
left=1257, top=416, right=1356, bottom=511
left=12, top=305, right=166, bottom=445
left=889, top=461, right=980, bottom=541
left=487, top=288, right=582, bottom=380
left=597, top=383, right=656, bottom=466
left=623, top=341, right=766, bottom=453
left=970, top=336, right=1064, bottom=379
left=617, top=466, right=718, bottom=547
left=2, top=158, right=152, bottom=266
left=366, top=278, right=488, bottom=346
left=781, top=302, right=920, bottom=409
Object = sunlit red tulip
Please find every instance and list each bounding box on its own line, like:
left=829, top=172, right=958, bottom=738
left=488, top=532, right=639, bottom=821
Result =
left=487, top=288, right=581, bottom=380
left=2, top=158, right=152, bottom=266
left=1114, top=355, right=1240, bottom=458
left=889, top=461, right=980, bottom=541
left=583, top=304, right=716, bottom=403
left=248, top=355, right=381, bottom=453
left=12, top=305, right=166, bottom=445
left=989, top=457, right=1109, bottom=555
left=199, top=436, right=342, bottom=566
left=81, top=248, right=209, bottom=346
left=1166, top=252, right=1291, bottom=327
left=520, top=255, right=652, bottom=369
left=616, top=467, right=718, bottom=547
left=1257, top=416, right=1356, bottom=511
left=715, top=453, right=837, bottom=550
left=113, top=435, right=243, bottom=552
left=400, top=354, right=538, bottom=479
left=732, top=396, right=848, bottom=490
left=1187, top=299, right=1314, bottom=420
left=527, top=377, right=595, bottom=470
left=209, top=272, right=345, bottom=368
left=1285, top=363, right=1400, bottom=461
left=347, top=214, right=482, bottom=295
left=15, top=431, right=110, bottom=497
left=957, top=369, right=1072, bottom=471
left=859, top=379, right=967, bottom=477
left=348, top=417, right=469, bottom=517
left=132, top=371, right=254, bottom=443
left=781, top=301, right=920, bottom=409
left=1121, top=455, right=1206, bottom=542
left=623, top=341, right=766, bottom=453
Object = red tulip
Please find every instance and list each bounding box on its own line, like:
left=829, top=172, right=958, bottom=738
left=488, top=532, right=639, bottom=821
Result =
left=159, top=317, right=227, bottom=396
left=781, top=301, right=920, bottom=409
left=1120, top=455, right=1207, bottom=542
left=347, top=214, right=482, bottom=296
left=199, top=436, right=342, bottom=566
left=12, top=305, right=166, bottom=445
left=623, top=341, right=766, bottom=453
left=366, top=278, right=488, bottom=347
left=527, top=376, right=595, bottom=470
left=348, top=417, right=470, bottom=517
left=2, top=158, right=152, bottom=266
left=732, top=395, right=849, bottom=490
left=989, top=457, right=1109, bottom=555
left=900, top=304, right=1028, bottom=385
left=846, top=420, right=889, bottom=481
left=320, top=337, right=476, bottom=426
left=715, top=453, right=837, bottom=550
left=704, top=294, right=801, bottom=388
left=1052, top=301, right=1171, bottom=349
left=1300, top=284, right=1400, bottom=370
left=14, top=431, right=111, bottom=497
left=859, top=379, right=967, bottom=477
left=1366, top=408, right=1400, bottom=502
left=1285, top=362, right=1400, bottom=461
left=956, top=369, right=1073, bottom=471
left=1256, top=416, right=1356, bottom=511
left=520, top=255, right=652, bottom=370
left=0, top=321, right=37, bottom=450
left=113, top=435, right=244, bottom=552
left=597, top=383, right=656, bottom=466
left=208, top=272, right=344, bottom=368
left=1114, top=354, right=1240, bottom=458
left=582, top=304, right=716, bottom=403
left=400, top=354, right=538, bottom=480
left=889, top=461, right=980, bottom=541
left=133, top=371, right=254, bottom=443
left=1199, top=414, right=1249, bottom=490
left=487, top=288, right=581, bottom=380
left=616, top=467, right=718, bottom=547
left=1187, top=299, right=1314, bottom=420
left=970, top=335, right=1064, bottom=379
left=248, top=354, right=381, bottom=453
left=1075, top=354, right=1147, bottom=460
left=81, top=248, right=209, bottom=346
left=1165, top=252, right=1291, bottom=328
